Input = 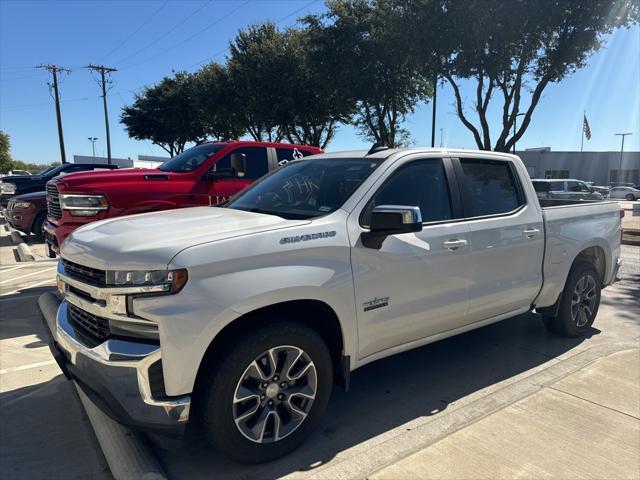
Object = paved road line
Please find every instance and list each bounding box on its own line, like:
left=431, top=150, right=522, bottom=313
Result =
left=1, top=278, right=56, bottom=296
left=0, top=264, right=29, bottom=273
left=0, top=267, right=56, bottom=285
left=0, top=360, right=57, bottom=375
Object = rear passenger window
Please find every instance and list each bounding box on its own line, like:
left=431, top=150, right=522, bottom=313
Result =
left=458, top=159, right=523, bottom=217
left=362, top=159, right=452, bottom=225
left=276, top=148, right=312, bottom=164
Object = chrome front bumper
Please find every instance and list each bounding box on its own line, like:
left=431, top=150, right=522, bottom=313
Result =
left=48, top=266, right=192, bottom=436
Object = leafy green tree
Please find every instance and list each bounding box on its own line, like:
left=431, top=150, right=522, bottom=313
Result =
left=306, top=0, right=432, bottom=147
left=193, top=63, right=246, bottom=141
left=120, top=72, right=204, bottom=156
left=281, top=27, right=354, bottom=148
left=409, top=0, right=640, bottom=151
left=227, top=23, right=289, bottom=142
left=0, top=130, right=14, bottom=174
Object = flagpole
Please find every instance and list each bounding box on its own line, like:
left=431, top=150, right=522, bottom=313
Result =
left=581, top=111, right=585, bottom=152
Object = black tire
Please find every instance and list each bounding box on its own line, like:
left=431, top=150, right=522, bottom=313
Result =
left=542, top=261, right=601, bottom=337
left=200, top=322, right=333, bottom=464
left=625, top=194, right=635, bottom=201
left=31, top=212, right=46, bottom=241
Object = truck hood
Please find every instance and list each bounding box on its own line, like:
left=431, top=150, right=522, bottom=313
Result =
left=52, top=168, right=167, bottom=192
left=60, top=207, right=309, bottom=270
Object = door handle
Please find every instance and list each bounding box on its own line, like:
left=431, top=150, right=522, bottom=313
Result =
left=443, top=239, right=468, bottom=250
left=523, top=228, right=540, bottom=238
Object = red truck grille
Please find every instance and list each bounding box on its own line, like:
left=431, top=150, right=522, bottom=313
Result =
left=46, top=184, right=62, bottom=220
left=67, top=303, right=111, bottom=346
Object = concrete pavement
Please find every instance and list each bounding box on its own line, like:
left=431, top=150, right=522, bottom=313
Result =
left=372, top=349, right=640, bottom=480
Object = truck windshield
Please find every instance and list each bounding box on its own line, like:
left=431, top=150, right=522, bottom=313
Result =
left=226, top=157, right=381, bottom=220
left=158, top=143, right=224, bottom=173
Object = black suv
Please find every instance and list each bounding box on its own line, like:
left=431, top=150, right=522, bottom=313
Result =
left=0, top=163, right=119, bottom=205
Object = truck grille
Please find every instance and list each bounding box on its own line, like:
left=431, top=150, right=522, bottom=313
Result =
left=46, top=184, right=62, bottom=220
left=62, top=259, right=106, bottom=286
left=67, top=303, right=111, bottom=346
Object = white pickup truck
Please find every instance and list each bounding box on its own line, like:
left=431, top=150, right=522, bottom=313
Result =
left=42, top=146, right=621, bottom=463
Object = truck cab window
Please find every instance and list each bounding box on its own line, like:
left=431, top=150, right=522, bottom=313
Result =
left=459, top=159, right=523, bottom=217
left=214, top=147, right=269, bottom=179
left=362, top=159, right=452, bottom=226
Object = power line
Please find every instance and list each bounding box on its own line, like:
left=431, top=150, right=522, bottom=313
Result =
left=184, top=0, right=319, bottom=71
left=85, top=65, right=117, bottom=164
left=115, top=0, right=213, bottom=65
left=100, top=0, right=169, bottom=62
left=36, top=64, right=71, bottom=164
left=120, top=0, right=251, bottom=71
left=0, top=89, right=139, bottom=110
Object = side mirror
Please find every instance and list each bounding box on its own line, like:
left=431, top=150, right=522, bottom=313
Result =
left=362, top=205, right=422, bottom=249
left=204, top=168, right=234, bottom=181
left=230, top=153, right=247, bottom=178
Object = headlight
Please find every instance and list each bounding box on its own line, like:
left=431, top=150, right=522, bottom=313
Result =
left=11, top=200, right=31, bottom=209
left=106, top=268, right=188, bottom=293
left=59, top=194, right=109, bottom=216
left=0, top=182, right=16, bottom=194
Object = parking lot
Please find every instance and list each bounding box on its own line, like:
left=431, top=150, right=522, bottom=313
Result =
left=0, top=214, right=638, bottom=479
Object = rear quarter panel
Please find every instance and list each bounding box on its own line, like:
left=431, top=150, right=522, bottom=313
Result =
left=535, top=201, right=621, bottom=308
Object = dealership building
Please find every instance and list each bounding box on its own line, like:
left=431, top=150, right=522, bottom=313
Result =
left=517, top=148, right=640, bottom=186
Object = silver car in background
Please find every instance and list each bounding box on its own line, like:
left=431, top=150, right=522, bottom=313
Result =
left=532, top=179, right=603, bottom=201
left=609, top=186, right=640, bottom=201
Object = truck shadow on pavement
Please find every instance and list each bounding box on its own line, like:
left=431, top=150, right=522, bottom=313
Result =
left=164, top=311, right=602, bottom=479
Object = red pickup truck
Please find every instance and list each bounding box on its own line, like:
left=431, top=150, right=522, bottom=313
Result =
left=44, top=141, right=322, bottom=256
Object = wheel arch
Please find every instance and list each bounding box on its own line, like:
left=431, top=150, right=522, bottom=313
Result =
left=193, top=299, right=350, bottom=402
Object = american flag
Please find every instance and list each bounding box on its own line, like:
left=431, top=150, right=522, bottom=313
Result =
left=583, top=114, right=592, bottom=140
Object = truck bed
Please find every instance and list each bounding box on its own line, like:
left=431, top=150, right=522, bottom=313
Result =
left=534, top=200, right=621, bottom=308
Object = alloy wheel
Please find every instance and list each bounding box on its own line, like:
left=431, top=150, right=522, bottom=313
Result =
left=570, top=274, right=597, bottom=327
left=232, top=345, right=317, bottom=444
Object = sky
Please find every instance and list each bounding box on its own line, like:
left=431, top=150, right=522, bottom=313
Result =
left=1, top=0, right=639, bottom=165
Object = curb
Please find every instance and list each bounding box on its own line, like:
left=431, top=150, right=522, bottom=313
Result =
left=17, top=242, right=35, bottom=261
left=10, top=230, right=23, bottom=244
left=75, top=386, right=167, bottom=480
left=7, top=226, right=37, bottom=261
left=38, top=292, right=169, bottom=480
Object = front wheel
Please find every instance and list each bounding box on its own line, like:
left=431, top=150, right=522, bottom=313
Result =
left=200, top=322, right=333, bottom=463
left=542, top=261, right=601, bottom=337
left=625, top=194, right=635, bottom=201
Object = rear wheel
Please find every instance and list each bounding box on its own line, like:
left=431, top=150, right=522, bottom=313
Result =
left=200, top=322, right=333, bottom=463
left=542, top=261, right=601, bottom=337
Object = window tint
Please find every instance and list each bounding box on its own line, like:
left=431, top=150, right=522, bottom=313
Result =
left=532, top=181, right=549, bottom=193
left=459, top=159, right=522, bottom=217
left=214, top=147, right=269, bottom=180
left=276, top=147, right=312, bottom=164
left=550, top=181, right=565, bottom=191
left=362, top=159, right=452, bottom=225
left=567, top=181, right=582, bottom=192
left=158, top=143, right=224, bottom=173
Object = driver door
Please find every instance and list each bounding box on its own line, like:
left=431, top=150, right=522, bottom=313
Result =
left=200, top=147, right=269, bottom=205
left=349, top=156, right=471, bottom=359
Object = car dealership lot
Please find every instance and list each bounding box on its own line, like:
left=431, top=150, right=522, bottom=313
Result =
left=0, top=214, right=638, bottom=479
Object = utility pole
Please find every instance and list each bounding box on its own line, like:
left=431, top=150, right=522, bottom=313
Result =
left=85, top=65, right=117, bottom=164
left=88, top=137, right=98, bottom=158
left=36, top=64, right=70, bottom=164
left=614, top=132, right=632, bottom=184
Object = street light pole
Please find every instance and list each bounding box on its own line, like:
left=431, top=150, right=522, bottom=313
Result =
left=88, top=137, right=98, bottom=159
left=614, top=132, right=632, bottom=183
